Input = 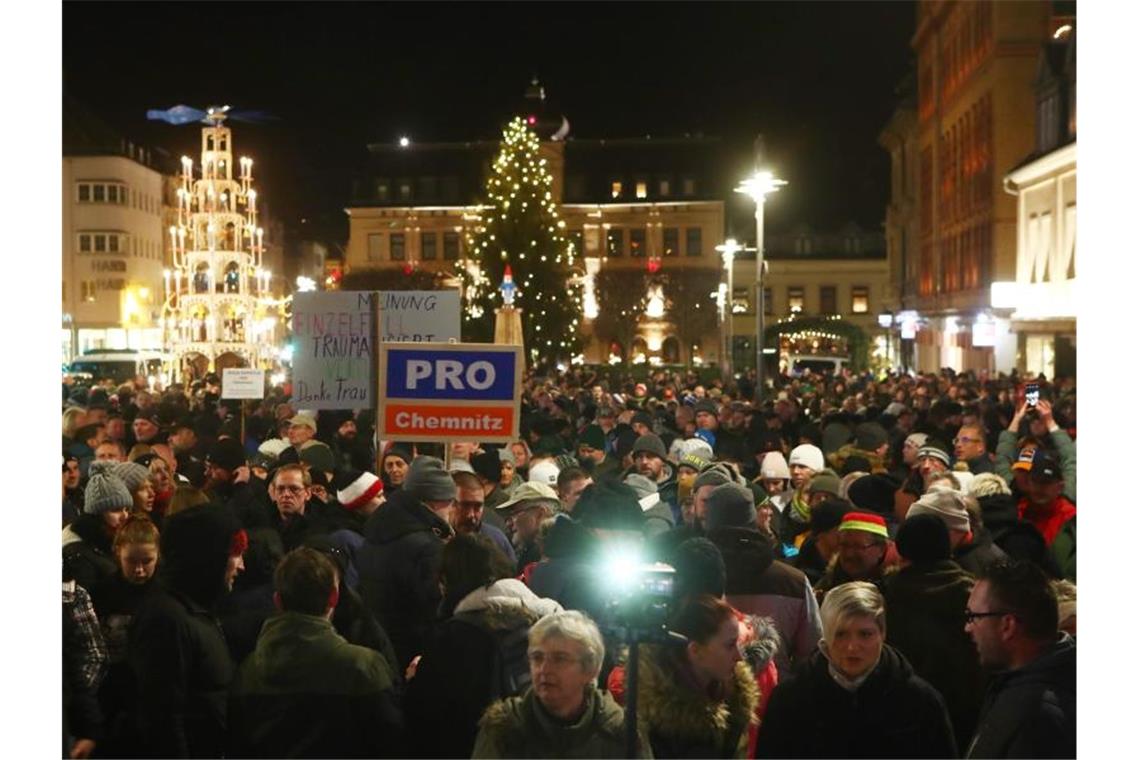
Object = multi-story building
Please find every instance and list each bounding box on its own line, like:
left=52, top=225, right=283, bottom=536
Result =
left=344, top=92, right=728, bottom=366
left=728, top=224, right=891, bottom=370
left=996, top=25, right=1076, bottom=379
left=879, top=72, right=920, bottom=371
left=907, top=0, right=1055, bottom=372
left=62, top=97, right=170, bottom=362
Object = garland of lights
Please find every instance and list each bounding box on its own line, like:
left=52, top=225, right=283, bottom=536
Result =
left=459, top=117, right=583, bottom=359
left=764, top=315, right=871, bottom=371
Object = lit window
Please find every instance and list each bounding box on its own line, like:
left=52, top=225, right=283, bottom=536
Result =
left=852, top=286, right=870, bottom=313
left=82, top=281, right=97, bottom=302
left=635, top=181, right=647, bottom=199
left=788, top=287, right=804, bottom=314
left=611, top=181, right=623, bottom=199
left=732, top=288, right=750, bottom=314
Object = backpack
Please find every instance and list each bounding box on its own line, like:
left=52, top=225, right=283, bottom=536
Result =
left=451, top=610, right=532, bottom=702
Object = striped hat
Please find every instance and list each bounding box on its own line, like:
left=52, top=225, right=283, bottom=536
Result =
left=336, top=471, right=383, bottom=511
left=837, top=511, right=889, bottom=539
left=916, top=442, right=951, bottom=467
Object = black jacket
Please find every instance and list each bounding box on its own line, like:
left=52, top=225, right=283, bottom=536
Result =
left=954, top=528, right=1009, bottom=577
left=756, top=646, right=958, bottom=759
left=62, top=513, right=117, bottom=592
left=357, top=490, right=453, bottom=669
left=883, top=561, right=985, bottom=752
left=128, top=504, right=242, bottom=758
left=965, top=635, right=1076, bottom=759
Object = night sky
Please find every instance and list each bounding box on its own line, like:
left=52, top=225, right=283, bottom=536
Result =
left=63, top=1, right=915, bottom=242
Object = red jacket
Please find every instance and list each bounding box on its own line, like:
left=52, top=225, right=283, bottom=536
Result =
left=1017, top=496, right=1076, bottom=546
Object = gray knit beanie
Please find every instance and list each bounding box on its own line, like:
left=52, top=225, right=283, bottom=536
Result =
left=631, top=433, right=668, bottom=460
left=692, top=463, right=734, bottom=492
left=705, top=483, right=757, bottom=531
left=113, top=461, right=151, bottom=493
left=84, top=461, right=134, bottom=514
left=404, top=456, right=458, bottom=502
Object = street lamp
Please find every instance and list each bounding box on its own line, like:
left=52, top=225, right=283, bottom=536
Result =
left=735, top=168, right=786, bottom=403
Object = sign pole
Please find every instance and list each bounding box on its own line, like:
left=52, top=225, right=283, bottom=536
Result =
left=373, top=291, right=384, bottom=477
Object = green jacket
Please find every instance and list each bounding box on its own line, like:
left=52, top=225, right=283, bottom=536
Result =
left=228, top=611, right=402, bottom=758
left=994, top=429, right=1077, bottom=501
left=472, top=686, right=636, bottom=759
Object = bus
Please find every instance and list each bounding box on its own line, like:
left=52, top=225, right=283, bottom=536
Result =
left=66, top=349, right=171, bottom=386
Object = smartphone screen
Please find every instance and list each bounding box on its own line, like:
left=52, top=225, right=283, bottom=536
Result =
left=1025, top=383, right=1040, bottom=407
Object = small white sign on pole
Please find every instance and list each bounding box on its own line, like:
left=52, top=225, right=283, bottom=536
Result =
left=221, top=368, right=266, bottom=399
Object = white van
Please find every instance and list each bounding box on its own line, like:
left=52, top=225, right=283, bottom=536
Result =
left=786, top=354, right=848, bottom=377
left=67, top=350, right=170, bottom=385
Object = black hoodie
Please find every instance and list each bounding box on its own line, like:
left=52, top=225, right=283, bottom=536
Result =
left=966, top=635, right=1076, bottom=759
left=128, top=504, right=242, bottom=758
left=978, top=494, right=1062, bottom=578
left=356, top=489, right=453, bottom=670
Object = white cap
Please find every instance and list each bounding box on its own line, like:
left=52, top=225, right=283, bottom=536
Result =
left=257, top=438, right=290, bottom=458
left=528, top=460, right=560, bottom=487
left=788, top=444, right=825, bottom=472
left=759, top=451, right=791, bottom=480
left=678, top=437, right=715, bottom=460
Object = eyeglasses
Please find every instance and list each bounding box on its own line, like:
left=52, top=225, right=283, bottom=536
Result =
left=963, top=609, right=1012, bottom=624
left=954, top=437, right=982, bottom=445
left=275, top=484, right=307, bottom=494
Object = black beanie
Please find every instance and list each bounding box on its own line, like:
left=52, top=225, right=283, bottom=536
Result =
left=847, top=474, right=899, bottom=516
left=810, top=498, right=853, bottom=534
left=574, top=481, right=645, bottom=532
left=670, top=538, right=727, bottom=599
left=896, top=513, right=952, bottom=564
left=470, top=450, right=502, bottom=483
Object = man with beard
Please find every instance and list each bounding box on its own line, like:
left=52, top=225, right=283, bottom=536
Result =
left=449, top=471, right=515, bottom=563
left=628, top=433, right=678, bottom=521
left=964, top=560, right=1075, bottom=758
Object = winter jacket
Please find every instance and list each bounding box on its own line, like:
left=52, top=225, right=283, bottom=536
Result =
left=707, top=526, right=823, bottom=678
left=62, top=513, right=117, bottom=592
left=405, top=579, right=562, bottom=758
left=828, top=443, right=889, bottom=475
left=994, top=428, right=1077, bottom=502
left=1017, top=495, right=1076, bottom=547
left=966, top=634, right=1076, bottom=759
left=63, top=580, right=108, bottom=753
left=206, top=478, right=271, bottom=531
left=357, top=490, right=453, bottom=669
left=128, top=504, right=242, bottom=758
left=227, top=612, right=403, bottom=758
left=756, top=646, right=958, bottom=759
left=883, top=560, right=985, bottom=753
left=979, top=494, right=1062, bottom=578
left=1051, top=517, right=1076, bottom=582
left=472, top=686, right=633, bottom=759
left=792, top=535, right=831, bottom=586
left=954, top=528, right=1009, bottom=577
left=636, top=644, right=760, bottom=758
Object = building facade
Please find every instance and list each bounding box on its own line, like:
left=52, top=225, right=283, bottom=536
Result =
left=343, top=111, right=729, bottom=366
left=906, top=0, right=1056, bottom=373
left=62, top=101, right=169, bottom=362
left=728, top=224, right=891, bottom=371
left=997, top=26, right=1076, bottom=379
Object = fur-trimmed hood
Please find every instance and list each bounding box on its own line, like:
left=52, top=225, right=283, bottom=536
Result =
left=638, top=644, right=760, bottom=756
left=452, top=578, right=563, bottom=631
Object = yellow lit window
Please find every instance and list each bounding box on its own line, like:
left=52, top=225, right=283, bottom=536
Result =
left=852, top=286, right=870, bottom=313
left=635, top=182, right=647, bottom=199
left=611, top=181, right=622, bottom=199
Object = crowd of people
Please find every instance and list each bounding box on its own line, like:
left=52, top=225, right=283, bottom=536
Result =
left=60, top=364, right=1077, bottom=758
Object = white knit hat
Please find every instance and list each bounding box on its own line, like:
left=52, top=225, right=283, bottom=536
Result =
left=759, top=451, right=791, bottom=480
left=788, top=444, right=824, bottom=472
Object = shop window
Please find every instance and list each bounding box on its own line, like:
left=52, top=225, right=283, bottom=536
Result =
left=852, top=286, right=870, bottom=313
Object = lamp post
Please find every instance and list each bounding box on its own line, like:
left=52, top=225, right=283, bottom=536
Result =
left=715, top=238, right=741, bottom=378
left=735, top=168, right=786, bottom=404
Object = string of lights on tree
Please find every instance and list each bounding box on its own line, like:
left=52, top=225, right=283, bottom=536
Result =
left=459, top=117, right=583, bottom=359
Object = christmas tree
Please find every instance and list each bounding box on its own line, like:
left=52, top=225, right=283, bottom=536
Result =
left=460, top=117, right=582, bottom=361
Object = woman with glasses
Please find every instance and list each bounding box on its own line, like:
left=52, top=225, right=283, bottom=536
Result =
left=472, top=610, right=632, bottom=758
left=756, top=582, right=957, bottom=759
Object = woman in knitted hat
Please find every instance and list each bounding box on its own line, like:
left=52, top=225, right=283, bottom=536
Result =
left=756, top=582, right=957, bottom=758
left=63, top=461, right=134, bottom=592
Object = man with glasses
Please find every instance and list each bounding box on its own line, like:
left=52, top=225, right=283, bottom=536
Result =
left=267, top=464, right=327, bottom=551
left=815, top=511, right=899, bottom=598
left=963, top=559, right=1075, bottom=759
left=450, top=471, right=515, bottom=564
left=955, top=423, right=996, bottom=475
